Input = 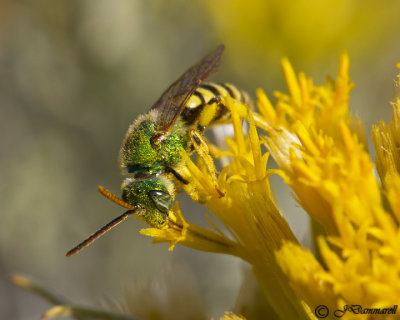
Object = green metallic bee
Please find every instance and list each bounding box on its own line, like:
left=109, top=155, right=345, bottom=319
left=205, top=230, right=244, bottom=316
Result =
left=66, top=44, right=250, bottom=256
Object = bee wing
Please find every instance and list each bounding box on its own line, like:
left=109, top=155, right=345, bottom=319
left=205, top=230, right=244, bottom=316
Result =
left=150, top=44, right=224, bottom=133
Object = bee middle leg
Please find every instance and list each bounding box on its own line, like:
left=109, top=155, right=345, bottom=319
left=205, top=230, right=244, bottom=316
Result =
left=165, top=167, right=190, bottom=185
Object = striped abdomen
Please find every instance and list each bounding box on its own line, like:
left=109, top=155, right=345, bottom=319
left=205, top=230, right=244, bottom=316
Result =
left=181, top=83, right=251, bottom=129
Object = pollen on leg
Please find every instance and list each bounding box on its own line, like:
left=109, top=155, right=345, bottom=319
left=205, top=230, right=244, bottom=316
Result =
left=189, top=130, right=224, bottom=198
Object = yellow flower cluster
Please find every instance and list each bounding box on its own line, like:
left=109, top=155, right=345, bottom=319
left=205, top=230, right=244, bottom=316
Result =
left=264, top=56, right=400, bottom=318
left=143, top=55, right=400, bottom=319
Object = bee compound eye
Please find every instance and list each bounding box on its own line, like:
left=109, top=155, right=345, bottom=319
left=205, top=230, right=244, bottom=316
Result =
left=148, top=190, right=173, bottom=213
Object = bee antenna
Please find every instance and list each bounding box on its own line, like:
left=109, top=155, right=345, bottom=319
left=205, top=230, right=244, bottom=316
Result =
left=66, top=209, right=135, bottom=257
left=98, top=186, right=136, bottom=210
left=66, top=186, right=138, bottom=257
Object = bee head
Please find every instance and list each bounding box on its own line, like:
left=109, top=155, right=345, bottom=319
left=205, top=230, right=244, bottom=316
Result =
left=121, top=176, right=174, bottom=227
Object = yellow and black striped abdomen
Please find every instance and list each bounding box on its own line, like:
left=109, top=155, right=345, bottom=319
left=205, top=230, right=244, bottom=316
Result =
left=181, top=83, right=251, bottom=129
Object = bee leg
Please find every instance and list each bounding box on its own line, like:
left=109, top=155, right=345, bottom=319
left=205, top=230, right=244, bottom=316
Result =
left=198, top=97, right=220, bottom=128
left=165, top=167, right=190, bottom=185
left=189, top=129, right=224, bottom=198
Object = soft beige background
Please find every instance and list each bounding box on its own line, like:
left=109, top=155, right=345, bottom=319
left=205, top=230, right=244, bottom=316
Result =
left=2, top=1, right=400, bottom=319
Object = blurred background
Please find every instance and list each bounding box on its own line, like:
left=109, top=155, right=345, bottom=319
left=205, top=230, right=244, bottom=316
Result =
left=1, top=0, right=400, bottom=319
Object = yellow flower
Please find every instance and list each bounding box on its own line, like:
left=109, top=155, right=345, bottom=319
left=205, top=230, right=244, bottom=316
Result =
left=263, top=56, right=400, bottom=318
left=143, top=53, right=400, bottom=319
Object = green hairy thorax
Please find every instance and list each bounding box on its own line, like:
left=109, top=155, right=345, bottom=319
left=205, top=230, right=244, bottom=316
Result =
left=119, top=110, right=190, bottom=175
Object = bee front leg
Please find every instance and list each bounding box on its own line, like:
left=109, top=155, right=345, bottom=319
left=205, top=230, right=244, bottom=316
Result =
left=189, top=129, right=224, bottom=198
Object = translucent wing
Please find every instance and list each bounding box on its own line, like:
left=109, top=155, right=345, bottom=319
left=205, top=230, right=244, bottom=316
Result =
left=150, top=44, right=224, bottom=133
